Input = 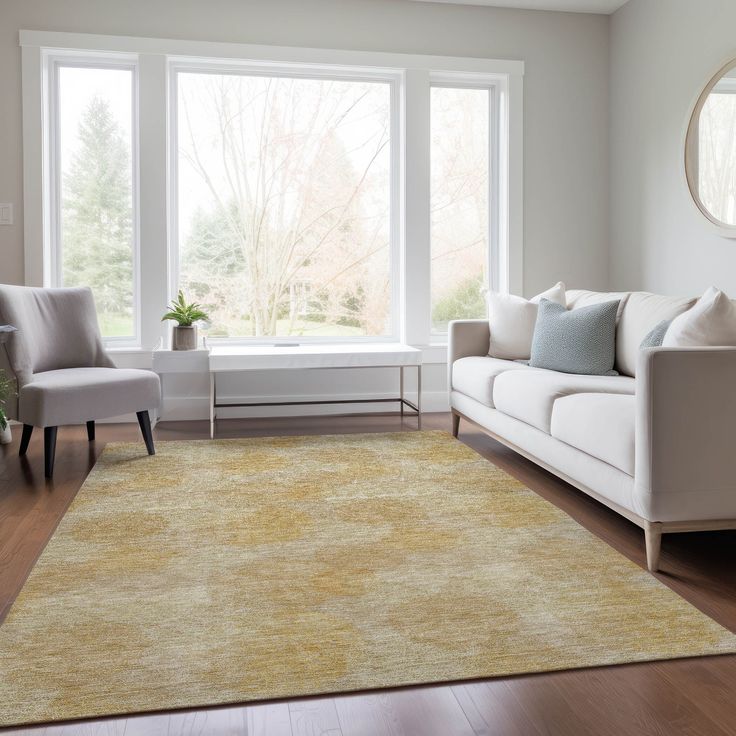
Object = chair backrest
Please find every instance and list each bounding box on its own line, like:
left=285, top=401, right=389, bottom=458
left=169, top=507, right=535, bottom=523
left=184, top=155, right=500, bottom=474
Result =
left=0, top=285, right=113, bottom=386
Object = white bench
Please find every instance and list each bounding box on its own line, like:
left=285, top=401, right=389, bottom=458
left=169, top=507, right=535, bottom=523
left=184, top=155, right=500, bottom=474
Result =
left=207, top=344, right=422, bottom=438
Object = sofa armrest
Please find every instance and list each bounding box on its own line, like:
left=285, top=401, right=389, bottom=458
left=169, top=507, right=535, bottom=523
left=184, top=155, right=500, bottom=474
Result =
left=635, top=346, right=736, bottom=520
left=448, top=319, right=490, bottom=388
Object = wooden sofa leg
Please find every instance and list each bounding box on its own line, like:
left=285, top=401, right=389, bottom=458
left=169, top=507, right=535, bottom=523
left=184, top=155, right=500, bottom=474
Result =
left=44, top=426, right=58, bottom=478
left=86, top=420, right=95, bottom=441
left=19, top=424, right=34, bottom=456
left=137, top=411, right=155, bottom=456
left=645, top=522, right=663, bottom=572
left=451, top=411, right=461, bottom=438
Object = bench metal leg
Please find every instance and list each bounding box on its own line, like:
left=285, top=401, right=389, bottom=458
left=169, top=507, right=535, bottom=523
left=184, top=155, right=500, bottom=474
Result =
left=417, top=364, right=422, bottom=430
left=210, top=372, right=216, bottom=439
left=400, top=366, right=404, bottom=418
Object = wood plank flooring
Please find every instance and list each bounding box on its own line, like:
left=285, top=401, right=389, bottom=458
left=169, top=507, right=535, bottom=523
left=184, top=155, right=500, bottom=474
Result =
left=1, top=413, right=735, bottom=735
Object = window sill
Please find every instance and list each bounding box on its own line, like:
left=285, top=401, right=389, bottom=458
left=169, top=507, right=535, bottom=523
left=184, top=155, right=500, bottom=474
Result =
left=106, top=346, right=145, bottom=354
left=105, top=343, right=450, bottom=364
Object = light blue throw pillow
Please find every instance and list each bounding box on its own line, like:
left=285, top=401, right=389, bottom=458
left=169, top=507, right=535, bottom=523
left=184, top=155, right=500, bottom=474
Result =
left=530, top=298, right=620, bottom=375
left=639, top=319, right=671, bottom=349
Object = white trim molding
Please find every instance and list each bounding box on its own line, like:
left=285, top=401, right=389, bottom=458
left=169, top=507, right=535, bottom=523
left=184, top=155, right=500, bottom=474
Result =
left=19, top=30, right=524, bottom=76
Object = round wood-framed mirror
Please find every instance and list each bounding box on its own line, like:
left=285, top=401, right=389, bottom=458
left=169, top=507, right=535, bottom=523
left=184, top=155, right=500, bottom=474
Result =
left=685, top=59, right=736, bottom=236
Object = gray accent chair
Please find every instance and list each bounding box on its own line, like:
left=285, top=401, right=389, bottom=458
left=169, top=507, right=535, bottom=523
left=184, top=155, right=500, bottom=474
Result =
left=0, top=285, right=161, bottom=477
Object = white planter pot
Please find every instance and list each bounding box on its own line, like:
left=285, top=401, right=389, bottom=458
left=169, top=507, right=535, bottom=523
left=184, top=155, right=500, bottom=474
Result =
left=0, top=424, right=11, bottom=445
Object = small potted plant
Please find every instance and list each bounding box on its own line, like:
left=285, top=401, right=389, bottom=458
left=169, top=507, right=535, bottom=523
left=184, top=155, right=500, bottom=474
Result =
left=0, top=369, right=15, bottom=445
left=162, top=291, right=210, bottom=351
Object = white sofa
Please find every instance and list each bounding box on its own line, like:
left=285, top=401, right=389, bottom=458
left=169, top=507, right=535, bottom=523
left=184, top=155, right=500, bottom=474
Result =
left=449, top=289, right=736, bottom=572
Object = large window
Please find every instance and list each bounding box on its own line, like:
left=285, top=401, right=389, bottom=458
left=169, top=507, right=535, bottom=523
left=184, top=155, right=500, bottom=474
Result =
left=173, top=68, right=394, bottom=339
left=52, top=61, right=137, bottom=341
left=28, top=34, right=520, bottom=351
left=430, top=85, right=491, bottom=334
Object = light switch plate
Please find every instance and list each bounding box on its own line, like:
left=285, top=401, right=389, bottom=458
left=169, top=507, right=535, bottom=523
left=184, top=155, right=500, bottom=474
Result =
left=0, top=204, right=13, bottom=225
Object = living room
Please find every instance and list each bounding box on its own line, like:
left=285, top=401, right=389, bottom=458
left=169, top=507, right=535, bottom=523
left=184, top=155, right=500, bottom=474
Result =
left=1, top=0, right=735, bottom=733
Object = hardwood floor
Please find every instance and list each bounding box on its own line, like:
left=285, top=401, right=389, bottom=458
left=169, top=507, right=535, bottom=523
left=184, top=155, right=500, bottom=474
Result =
left=1, top=412, right=735, bottom=735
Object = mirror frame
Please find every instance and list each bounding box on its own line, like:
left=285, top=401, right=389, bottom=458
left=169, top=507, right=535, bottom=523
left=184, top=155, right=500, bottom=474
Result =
left=685, top=58, right=736, bottom=237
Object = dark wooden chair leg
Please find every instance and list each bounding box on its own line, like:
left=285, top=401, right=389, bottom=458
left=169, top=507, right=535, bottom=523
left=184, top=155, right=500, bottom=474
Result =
left=44, top=426, right=58, bottom=478
left=136, top=411, right=155, bottom=455
left=18, top=424, right=34, bottom=456
left=86, top=420, right=95, bottom=442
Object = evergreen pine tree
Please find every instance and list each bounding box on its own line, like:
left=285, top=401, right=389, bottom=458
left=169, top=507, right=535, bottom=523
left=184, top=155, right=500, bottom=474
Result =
left=62, top=96, right=133, bottom=327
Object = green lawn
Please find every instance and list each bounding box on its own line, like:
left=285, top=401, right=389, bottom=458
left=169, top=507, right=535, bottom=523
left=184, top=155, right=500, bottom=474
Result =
left=98, top=312, right=368, bottom=341
left=205, top=317, right=366, bottom=339
left=98, top=312, right=134, bottom=339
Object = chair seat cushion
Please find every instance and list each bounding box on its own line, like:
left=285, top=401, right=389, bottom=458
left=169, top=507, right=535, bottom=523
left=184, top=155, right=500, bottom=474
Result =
left=19, top=368, right=160, bottom=427
left=551, top=393, right=636, bottom=476
left=451, top=356, right=533, bottom=407
left=492, top=369, right=635, bottom=433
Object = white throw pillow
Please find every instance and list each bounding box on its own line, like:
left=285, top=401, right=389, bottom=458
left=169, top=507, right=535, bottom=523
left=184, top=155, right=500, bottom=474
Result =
left=487, top=282, right=566, bottom=360
left=662, top=286, right=736, bottom=347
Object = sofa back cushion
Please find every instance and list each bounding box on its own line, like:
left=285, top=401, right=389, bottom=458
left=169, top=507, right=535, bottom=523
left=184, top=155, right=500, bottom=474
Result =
left=566, top=289, right=630, bottom=319
left=616, top=292, right=696, bottom=376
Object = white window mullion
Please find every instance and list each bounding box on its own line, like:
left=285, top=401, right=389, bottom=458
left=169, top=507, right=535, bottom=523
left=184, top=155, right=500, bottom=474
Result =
left=503, top=71, right=524, bottom=296
left=138, top=54, right=170, bottom=350
left=402, top=69, right=431, bottom=347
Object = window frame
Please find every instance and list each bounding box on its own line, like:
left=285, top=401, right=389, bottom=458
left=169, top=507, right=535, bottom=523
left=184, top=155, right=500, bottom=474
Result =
left=428, top=75, right=499, bottom=338
left=168, top=58, right=402, bottom=344
left=21, top=31, right=524, bottom=355
left=46, top=51, right=141, bottom=347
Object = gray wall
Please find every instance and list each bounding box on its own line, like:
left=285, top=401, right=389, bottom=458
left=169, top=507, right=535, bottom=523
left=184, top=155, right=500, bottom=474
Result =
left=0, top=0, right=610, bottom=295
left=609, top=0, right=736, bottom=296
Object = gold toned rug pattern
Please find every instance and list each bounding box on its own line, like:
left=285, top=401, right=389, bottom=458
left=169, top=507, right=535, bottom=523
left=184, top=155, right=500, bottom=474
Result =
left=1, top=431, right=735, bottom=726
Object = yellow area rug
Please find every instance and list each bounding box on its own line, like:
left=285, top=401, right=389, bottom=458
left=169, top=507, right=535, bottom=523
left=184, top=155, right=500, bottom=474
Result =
left=1, top=431, right=735, bottom=726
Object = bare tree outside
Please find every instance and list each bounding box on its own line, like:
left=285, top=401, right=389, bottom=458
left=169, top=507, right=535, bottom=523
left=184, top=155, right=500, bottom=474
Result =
left=57, top=69, right=493, bottom=340
left=177, top=73, right=392, bottom=337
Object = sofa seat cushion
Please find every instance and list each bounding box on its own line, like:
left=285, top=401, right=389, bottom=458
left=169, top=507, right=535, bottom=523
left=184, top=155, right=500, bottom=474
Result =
left=551, top=393, right=635, bottom=476
left=19, top=367, right=161, bottom=427
left=492, top=369, right=635, bottom=433
left=451, top=356, right=533, bottom=407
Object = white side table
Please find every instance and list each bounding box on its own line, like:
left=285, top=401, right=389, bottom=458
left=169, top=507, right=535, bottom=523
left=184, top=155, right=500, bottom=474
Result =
left=152, top=347, right=210, bottom=424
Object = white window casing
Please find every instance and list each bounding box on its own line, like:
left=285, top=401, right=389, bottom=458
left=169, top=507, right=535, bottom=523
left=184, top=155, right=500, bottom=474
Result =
left=20, top=30, right=523, bottom=353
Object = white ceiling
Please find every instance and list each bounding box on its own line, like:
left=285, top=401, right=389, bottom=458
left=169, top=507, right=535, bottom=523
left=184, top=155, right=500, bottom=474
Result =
left=411, top=0, right=629, bottom=14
